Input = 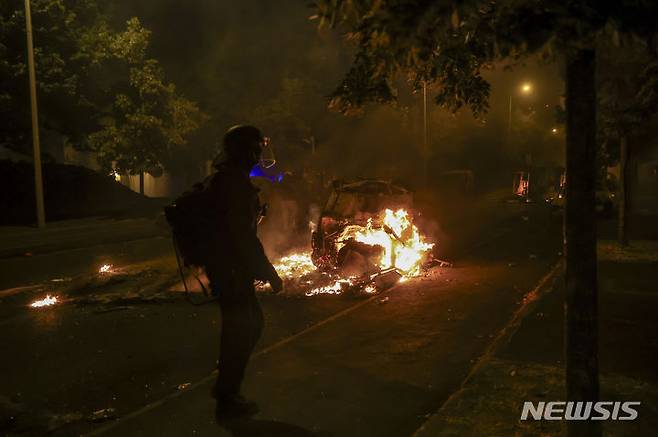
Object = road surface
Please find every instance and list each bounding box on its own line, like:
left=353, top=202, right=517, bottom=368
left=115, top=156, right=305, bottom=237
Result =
left=0, top=200, right=562, bottom=436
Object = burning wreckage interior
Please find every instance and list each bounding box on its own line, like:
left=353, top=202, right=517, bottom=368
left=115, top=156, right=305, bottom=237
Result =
left=261, top=179, right=448, bottom=297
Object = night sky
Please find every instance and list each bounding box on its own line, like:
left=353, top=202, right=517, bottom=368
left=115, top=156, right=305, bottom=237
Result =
left=108, top=0, right=566, bottom=184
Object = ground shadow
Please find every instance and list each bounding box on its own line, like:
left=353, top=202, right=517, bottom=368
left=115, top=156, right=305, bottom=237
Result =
left=219, top=417, right=318, bottom=437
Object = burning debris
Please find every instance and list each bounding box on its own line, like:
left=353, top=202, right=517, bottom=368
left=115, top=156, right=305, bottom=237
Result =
left=302, top=269, right=401, bottom=297
left=271, top=253, right=316, bottom=278
left=98, top=264, right=113, bottom=274
left=304, top=278, right=354, bottom=296
left=30, top=294, right=59, bottom=308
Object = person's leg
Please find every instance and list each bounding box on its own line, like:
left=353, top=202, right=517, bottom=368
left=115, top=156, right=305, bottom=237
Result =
left=205, top=266, right=260, bottom=421
left=214, top=296, right=245, bottom=399
left=211, top=271, right=263, bottom=400
left=206, top=266, right=240, bottom=399
left=217, top=276, right=263, bottom=398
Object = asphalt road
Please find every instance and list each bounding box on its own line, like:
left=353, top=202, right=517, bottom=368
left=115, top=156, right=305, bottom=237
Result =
left=0, top=200, right=562, bottom=436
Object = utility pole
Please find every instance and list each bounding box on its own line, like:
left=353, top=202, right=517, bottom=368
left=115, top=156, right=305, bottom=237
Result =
left=510, top=82, right=533, bottom=135
left=508, top=95, right=513, bottom=134
left=422, top=81, right=430, bottom=184
left=25, top=0, right=45, bottom=228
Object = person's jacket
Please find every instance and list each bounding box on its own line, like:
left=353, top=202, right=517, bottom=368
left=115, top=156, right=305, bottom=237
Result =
left=203, top=164, right=276, bottom=281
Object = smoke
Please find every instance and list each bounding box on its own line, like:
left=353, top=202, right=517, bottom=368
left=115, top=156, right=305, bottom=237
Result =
left=313, top=106, right=422, bottom=184
left=252, top=172, right=322, bottom=258
left=107, top=0, right=567, bottom=198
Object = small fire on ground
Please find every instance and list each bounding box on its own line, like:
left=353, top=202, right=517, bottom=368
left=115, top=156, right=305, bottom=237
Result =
left=99, top=264, right=113, bottom=274
left=30, top=294, right=59, bottom=308
left=271, top=253, right=316, bottom=278
left=271, top=209, right=436, bottom=296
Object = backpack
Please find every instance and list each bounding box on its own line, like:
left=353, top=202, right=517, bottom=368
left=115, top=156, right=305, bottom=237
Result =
left=164, top=179, right=214, bottom=267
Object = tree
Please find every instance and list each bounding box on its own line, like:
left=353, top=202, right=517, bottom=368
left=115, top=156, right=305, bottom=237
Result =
left=598, top=40, right=658, bottom=246
left=0, top=0, right=112, bottom=154
left=313, top=2, right=658, bottom=435
left=1, top=4, right=207, bottom=193
left=88, top=18, right=207, bottom=194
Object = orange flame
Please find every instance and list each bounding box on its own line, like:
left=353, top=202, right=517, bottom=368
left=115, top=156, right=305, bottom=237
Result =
left=273, top=253, right=315, bottom=279
left=337, top=209, right=433, bottom=276
left=30, top=294, right=59, bottom=308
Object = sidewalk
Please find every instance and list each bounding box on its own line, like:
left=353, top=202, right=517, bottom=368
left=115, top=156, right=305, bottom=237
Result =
left=415, top=240, right=658, bottom=436
left=0, top=217, right=165, bottom=259
left=0, top=217, right=171, bottom=290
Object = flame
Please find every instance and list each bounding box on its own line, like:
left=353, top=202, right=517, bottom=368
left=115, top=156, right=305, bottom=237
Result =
left=304, top=277, right=378, bottom=296
left=268, top=209, right=434, bottom=297
left=337, top=209, right=433, bottom=276
left=30, top=294, right=59, bottom=308
left=99, top=264, right=113, bottom=274
left=272, top=252, right=315, bottom=279
left=305, top=278, right=352, bottom=296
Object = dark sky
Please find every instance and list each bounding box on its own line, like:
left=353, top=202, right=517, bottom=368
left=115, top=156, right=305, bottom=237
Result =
left=110, top=1, right=347, bottom=114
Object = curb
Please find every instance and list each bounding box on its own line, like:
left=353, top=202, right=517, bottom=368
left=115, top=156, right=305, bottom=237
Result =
left=412, top=260, right=564, bottom=436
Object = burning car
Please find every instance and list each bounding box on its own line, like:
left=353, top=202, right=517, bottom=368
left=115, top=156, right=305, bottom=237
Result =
left=311, top=179, right=431, bottom=276
left=265, top=179, right=438, bottom=297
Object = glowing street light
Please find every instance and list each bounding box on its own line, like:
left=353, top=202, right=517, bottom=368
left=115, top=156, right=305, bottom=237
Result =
left=508, top=81, right=534, bottom=133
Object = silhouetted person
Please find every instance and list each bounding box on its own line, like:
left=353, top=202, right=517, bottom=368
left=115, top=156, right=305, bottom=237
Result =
left=204, top=125, right=283, bottom=419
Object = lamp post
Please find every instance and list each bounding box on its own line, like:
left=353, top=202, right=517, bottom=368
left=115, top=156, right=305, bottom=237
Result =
left=508, top=82, right=533, bottom=202
left=422, top=81, right=430, bottom=184
left=24, top=0, right=45, bottom=228
left=508, top=82, right=533, bottom=134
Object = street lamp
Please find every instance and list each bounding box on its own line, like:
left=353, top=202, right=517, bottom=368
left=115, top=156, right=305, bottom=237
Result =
left=508, top=81, right=533, bottom=133
left=422, top=81, right=430, bottom=185
left=24, top=0, right=45, bottom=228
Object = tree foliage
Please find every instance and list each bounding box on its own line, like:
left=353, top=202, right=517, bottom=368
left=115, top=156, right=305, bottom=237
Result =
left=88, top=18, right=207, bottom=176
left=0, top=2, right=206, bottom=178
left=593, top=34, right=658, bottom=175
left=313, top=0, right=658, bottom=117
left=0, top=0, right=107, bottom=151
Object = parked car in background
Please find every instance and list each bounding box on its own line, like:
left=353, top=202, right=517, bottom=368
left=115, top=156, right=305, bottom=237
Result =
left=546, top=171, right=618, bottom=217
